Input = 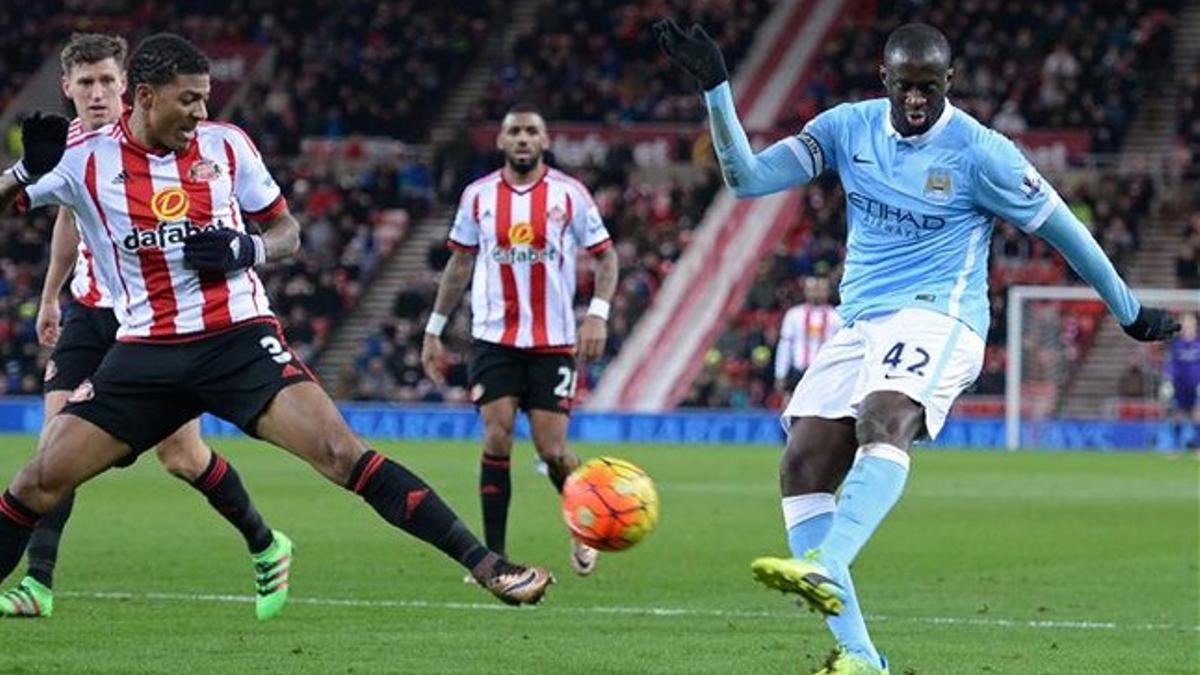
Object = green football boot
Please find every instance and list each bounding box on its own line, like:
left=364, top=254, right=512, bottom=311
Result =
left=253, top=530, right=293, bottom=621
left=0, top=576, right=53, bottom=618
left=750, top=554, right=845, bottom=616
left=812, top=648, right=890, bottom=674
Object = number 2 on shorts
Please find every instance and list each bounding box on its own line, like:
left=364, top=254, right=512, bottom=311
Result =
left=882, top=342, right=930, bottom=376
left=554, top=366, right=577, bottom=398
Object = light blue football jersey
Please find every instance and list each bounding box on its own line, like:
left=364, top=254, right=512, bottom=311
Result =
left=794, top=99, right=1060, bottom=337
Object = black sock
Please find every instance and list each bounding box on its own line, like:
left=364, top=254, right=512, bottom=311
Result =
left=25, top=491, right=74, bottom=588
left=479, top=453, right=511, bottom=556
left=347, top=450, right=489, bottom=571
left=546, top=452, right=580, bottom=493
left=191, top=453, right=274, bottom=554
left=0, top=490, right=39, bottom=584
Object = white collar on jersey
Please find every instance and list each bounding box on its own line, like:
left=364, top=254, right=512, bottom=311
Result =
left=883, top=99, right=956, bottom=145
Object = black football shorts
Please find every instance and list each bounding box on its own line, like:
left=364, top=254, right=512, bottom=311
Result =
left=468, top=339, right=575, bottom=415
left=44, top=302, right=119, bottom=393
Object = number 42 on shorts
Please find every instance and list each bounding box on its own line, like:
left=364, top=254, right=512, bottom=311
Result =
left=881, top=342, right=929, bottom=377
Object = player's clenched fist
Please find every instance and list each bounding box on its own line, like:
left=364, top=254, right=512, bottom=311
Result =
left=183, top=229, right=266, bottom=272
left=653, top=18, right=729, bottom=91
left=10, top=112, right=70, bottom=185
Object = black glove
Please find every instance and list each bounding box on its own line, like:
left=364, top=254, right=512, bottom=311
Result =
left=10, top=112, right=70, bottom=184
left=183, top=229, right=264, bottom=272
left=1122, top=306, right=1180, bottom=342
left=653, top=19, right=729, bottom=91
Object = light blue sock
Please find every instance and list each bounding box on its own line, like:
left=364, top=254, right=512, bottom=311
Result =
left=783, top=494, right=880, bottom=666
left=783, top=493, right=834, bottom=556
left=818, top=444, right=910, bottom=571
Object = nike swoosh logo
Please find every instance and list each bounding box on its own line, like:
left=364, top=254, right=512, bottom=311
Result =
left=883, top=373, right=906, bottom=379
left=852, top=153, right=872, bottom=164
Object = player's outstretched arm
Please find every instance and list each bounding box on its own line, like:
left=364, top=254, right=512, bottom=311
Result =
left=1, top=112, right=70, bottom=213
left=422, top=249, right=475, bottom=384
left=1035, top=203, right=1180, bottom=342
left=655, top=19, right=817, bottom=198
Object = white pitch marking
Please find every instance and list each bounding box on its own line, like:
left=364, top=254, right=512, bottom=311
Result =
left=57, top=590, right=1199, bottom=632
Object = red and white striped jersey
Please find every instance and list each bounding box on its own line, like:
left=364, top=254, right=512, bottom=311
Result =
left=774, top=303, right=842, bottom=378
left=64, top=117, right=113, bottom=308
left=448, top=167, right=611, bottom=349
left=21, top=113, right=287, bottom=341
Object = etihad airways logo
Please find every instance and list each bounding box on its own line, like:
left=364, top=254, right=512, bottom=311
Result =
left=848, top=191, right=946, bottom=238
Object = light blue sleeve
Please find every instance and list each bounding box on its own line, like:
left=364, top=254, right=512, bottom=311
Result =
left=1034, top=202, right=1141, bottom=326
left=972, top=131, right=1060, bottom=232
left=703, top=82, right=830, bottom=198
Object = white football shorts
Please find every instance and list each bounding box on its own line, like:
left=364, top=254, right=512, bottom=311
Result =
left=782, top=308, right=985, bottom=440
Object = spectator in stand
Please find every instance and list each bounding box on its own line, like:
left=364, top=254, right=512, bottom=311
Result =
left=1117, top=362, right=1149, bottom=398
left=774, top=276, right=841, bottom=399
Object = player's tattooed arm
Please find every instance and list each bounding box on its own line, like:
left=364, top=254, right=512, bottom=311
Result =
left=256, top=209, right=302, bottom=262
left=579, top=245, right=619, bottom=362
left=422, top=249, right=475, bottom=385
left=592, top=246, right=619, bottom=305
left=432, top=249, right=475, bottom=317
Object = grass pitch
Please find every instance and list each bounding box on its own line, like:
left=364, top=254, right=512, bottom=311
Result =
left=0, top=436, right=1196, bottom=674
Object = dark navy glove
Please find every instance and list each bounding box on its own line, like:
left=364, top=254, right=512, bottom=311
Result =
left=653, top=19, right=729, bottom=91
left=9, top=112, right=70, bottom=184
left=1122, top=307, right=1180, bottom=342
left=183, top=229, right=265, bottom=272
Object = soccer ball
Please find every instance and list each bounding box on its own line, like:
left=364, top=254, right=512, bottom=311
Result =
left=561, top=457, right=659, bottom=552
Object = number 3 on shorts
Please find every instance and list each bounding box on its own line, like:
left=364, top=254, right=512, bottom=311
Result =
left=881, top=342, right=930, bottom=376
left=259, top=336, right=294, bottom=365
left=554, top=366, right=577, bottom=398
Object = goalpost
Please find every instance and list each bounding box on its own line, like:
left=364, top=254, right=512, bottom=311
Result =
left=1004, top=285, right=1200, bottom=450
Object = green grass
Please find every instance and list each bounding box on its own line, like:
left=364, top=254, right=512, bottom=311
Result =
left=0, top=435, right=1196, bottom=674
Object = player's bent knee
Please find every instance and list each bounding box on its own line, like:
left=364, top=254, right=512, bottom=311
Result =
left=780, top=441, right=838, bottom=494
left=535, top=442, right=568, bottom=463
left=312, top=433, right=366, bottom=485
left=483, top=425, right=514, bottom=457
left=856, top=395, right=923, bottom=448
left=154, top=439, right=210, bottom=481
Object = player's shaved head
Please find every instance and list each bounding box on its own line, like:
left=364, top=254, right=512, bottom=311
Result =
left=883, top=23, right=951, bottom=69
left=880, top=23, right=954, bottom=137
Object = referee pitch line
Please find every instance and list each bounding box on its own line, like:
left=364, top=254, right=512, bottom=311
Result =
left=60, top=590, right=1199, bottom=633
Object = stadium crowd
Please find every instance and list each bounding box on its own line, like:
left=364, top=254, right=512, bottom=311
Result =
left=479, top=0, right=775, bottom=123
left=794, top=0, right=1178, bottom=152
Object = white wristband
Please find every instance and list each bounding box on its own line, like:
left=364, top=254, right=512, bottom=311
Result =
left=5, top=160, right=33, bottom=186
left=587, top=298, right=611, bottom=321
left=425, top=312, right=449, bottom=336
left=250, top=234, right=267, bottom=266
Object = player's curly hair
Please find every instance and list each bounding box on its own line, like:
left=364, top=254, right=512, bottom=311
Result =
left=60, top=33, right=128, bottom=75
left=127, top=33, right=209, bottom=89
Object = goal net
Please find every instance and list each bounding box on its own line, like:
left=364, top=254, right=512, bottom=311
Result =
left=1003, top=285, right=1200, bottom=450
